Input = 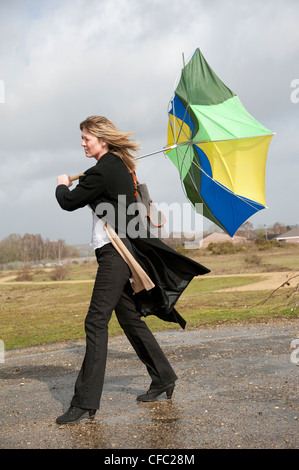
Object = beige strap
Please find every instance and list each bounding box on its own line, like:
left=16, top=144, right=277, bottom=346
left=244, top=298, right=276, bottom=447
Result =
left=103, top=222, right=155, bottom=294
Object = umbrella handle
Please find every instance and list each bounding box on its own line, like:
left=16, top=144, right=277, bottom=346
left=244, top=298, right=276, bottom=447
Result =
left=70, top=173, right=85, bottom=182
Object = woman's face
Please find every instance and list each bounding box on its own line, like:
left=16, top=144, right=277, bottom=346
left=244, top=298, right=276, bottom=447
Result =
left=81, top=128, right=108, bottom=161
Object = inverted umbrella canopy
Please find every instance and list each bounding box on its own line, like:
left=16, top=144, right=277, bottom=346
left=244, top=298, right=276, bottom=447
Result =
left=166, top=48, right=274, bottom=237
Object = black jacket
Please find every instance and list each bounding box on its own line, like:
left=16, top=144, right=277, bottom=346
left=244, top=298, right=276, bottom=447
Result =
left=56, top=153, right=210, bottom=328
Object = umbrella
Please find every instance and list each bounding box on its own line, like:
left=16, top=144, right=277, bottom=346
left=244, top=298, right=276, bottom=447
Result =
left=165, top=48, right=274, bottom=237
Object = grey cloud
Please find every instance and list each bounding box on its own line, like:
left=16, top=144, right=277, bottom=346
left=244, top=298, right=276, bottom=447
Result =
left=0, top=0, right=298, bottom=244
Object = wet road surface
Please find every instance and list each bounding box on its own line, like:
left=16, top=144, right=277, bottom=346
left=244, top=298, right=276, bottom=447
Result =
left=0, top=320, right=298, bottom=449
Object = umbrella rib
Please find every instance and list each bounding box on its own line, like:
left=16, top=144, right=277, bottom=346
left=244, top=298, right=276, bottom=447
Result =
left=172, top=144, right=264, bottom=211
left=174, top=145, right=220, bottom=227
left=170, top=139, right=188, bottom=180
left=139, top=134, right=274, bottom=160
left=175, top=103, right=190, bottom=143
left=167, top=97, right=192, bottom=146
left=167, top=111, right=176, bottom=144
left=167, top=109, right=187, bottom=147
left=212, top=142, right=235, bottom=193
left=192, top=133, right=274, bottom=144
left=143, top=140, right=267, bottom=210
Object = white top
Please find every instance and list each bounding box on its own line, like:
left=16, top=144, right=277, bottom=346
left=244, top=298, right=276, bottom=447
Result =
left=90, top=209, right=110, bottom=250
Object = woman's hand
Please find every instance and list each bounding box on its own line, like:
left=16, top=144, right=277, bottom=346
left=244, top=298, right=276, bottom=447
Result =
left=57, top=174, right=73, bottom=188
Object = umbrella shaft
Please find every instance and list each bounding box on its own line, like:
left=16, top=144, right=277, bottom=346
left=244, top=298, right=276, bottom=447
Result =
left=139, top=144, right=177, bottom=159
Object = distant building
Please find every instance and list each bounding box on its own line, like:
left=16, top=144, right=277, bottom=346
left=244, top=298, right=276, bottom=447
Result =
left=276, top=228, right=299, bottom=243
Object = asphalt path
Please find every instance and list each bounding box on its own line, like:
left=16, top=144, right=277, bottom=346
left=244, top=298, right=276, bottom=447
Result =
left=0, top=320, right=298, bottom=450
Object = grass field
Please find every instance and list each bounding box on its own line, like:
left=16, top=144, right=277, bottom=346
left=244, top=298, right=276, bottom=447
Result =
left=1, top=243, right=298, bottom=350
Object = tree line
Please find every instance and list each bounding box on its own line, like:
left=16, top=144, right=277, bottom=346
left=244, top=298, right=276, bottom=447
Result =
left=0, top=233, right=79, bottom=265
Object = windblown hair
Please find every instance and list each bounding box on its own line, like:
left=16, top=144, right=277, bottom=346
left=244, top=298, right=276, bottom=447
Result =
left=80, top=115, right=140, bottom=173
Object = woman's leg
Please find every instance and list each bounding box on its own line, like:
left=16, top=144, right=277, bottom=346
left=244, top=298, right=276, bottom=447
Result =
left=115, top=283, right=178, bottom=389
left=70, top=244, right=131, bottom=410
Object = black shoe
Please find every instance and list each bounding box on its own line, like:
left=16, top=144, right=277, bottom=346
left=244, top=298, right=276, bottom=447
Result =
left=56, top=406, right=96, bottom=424
left=137, top=383, right=175, bottom=402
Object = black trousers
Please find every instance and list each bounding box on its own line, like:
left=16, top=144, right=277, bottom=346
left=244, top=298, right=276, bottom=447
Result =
left=71, top=243, right=177, bottom=410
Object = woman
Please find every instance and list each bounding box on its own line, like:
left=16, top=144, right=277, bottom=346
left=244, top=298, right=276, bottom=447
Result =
left=55, top=116, right=209, bottom=424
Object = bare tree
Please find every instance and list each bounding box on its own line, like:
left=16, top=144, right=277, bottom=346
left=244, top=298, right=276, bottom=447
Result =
left=0, top=233, right=79, bottom=265
left=272, top=222, right=286, bottom=235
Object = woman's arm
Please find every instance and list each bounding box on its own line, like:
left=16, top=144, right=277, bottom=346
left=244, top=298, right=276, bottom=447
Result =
left=56, top=170, right=106, bottom=212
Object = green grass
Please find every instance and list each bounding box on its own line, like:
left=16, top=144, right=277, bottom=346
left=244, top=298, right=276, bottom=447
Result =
left=1, top=274, right=298, bottom=350
left=0, top=283, right=93, bottom=349
left=191, top=243, right=299, bottom=274
left=19, top=261, right=98, bottom=282
left=1, top=242, right=299, bottom=350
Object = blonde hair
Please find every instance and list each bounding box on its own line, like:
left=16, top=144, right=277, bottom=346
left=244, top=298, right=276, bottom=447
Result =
left=80, top=115, right=140, bottom=173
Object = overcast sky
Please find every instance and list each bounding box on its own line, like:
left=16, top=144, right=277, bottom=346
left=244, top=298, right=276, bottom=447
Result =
left=0, top=0, right=298, bottom=245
